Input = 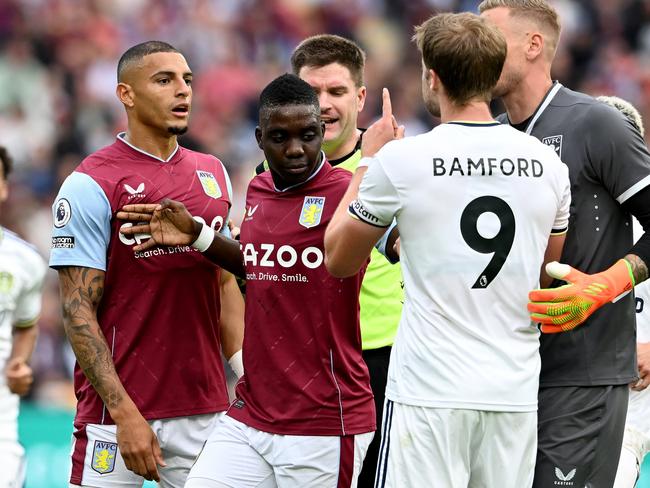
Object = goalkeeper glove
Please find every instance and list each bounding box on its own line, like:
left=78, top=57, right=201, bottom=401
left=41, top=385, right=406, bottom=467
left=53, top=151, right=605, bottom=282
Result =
left=528, top=259, right=635, bottom=333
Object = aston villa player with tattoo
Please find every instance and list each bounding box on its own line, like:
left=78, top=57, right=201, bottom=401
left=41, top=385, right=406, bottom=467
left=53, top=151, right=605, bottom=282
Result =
left=119, top=74, right=375, bottom=487
left=49, top=42, right=244, bottom=487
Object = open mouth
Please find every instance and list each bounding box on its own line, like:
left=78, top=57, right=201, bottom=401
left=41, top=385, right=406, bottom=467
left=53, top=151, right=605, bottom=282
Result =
left=322, top=117, right=338, bottom=126
left=172, top=104, right=189, bottom=115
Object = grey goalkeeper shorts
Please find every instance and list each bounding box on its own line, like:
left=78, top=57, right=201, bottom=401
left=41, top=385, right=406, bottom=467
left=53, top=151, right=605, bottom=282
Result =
left=533, top=384, right=629, bottom=488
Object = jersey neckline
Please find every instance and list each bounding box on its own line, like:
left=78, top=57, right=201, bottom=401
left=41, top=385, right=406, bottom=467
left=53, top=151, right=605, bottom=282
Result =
left=116, top=132, right=181, bottom=163
left=445, top=121, right=500, bottom=127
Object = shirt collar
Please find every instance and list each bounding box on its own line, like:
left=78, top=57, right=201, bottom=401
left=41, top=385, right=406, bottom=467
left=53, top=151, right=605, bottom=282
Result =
left=521, top=81, right=563, bottom=135
left=116, top=132, right=180, bottom=163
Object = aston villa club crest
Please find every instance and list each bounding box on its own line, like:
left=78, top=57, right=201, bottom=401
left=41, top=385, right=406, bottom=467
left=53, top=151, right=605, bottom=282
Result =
left=299, top=196, right=325, bottom=228
left=542, top=134, right=563, bottom=157
left=91, top=440, right=117, bottom=474
left=197, top=171, right=222, bottom=199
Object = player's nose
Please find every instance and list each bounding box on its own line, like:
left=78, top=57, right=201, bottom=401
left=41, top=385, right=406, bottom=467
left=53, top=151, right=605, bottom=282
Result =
left=318, top=92, right=332, bottom=111
left=175, top=78, right=191, bottom=97
left=285, top=138, right=305, bottom=158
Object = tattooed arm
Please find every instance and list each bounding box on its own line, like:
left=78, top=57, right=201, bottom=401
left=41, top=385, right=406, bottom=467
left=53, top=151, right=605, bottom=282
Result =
left=58, top=266, right=165, bottom=481
left=625, top=254, right=649, bottom=285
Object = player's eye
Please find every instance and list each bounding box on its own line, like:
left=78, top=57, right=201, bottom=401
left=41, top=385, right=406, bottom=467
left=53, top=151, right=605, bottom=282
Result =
left=157, top=78, right=170, bottom=85
left=303, top=132, right=316, bottom=141
left=331, top=88, right=346, bottom=96
left=184, top=78, right=193, bottom=86
left=270, top=134, right=285, bottom=143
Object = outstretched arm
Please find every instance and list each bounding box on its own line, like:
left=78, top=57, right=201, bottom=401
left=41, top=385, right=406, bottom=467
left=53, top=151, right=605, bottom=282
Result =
left=58, top=266, right=164, bottom=481
left=117, top=199, right=245, bottom=278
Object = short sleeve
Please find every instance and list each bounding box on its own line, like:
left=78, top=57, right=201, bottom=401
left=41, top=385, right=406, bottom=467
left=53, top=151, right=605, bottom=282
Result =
left=14, top=252, right=46, bottom=326
left=586, top=103, right=650, bottom=204
left=49, top=172, right=112, bottom=270
left=552, top=161, right=571, bottom=234
left=349, top=159, right=401, bottom=228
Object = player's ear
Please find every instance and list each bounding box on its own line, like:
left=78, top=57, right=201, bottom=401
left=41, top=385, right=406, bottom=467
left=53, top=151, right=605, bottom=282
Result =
left=255, top=127, right=263, bottom=150
left=116, top=83, right=135, bottom=108
left=357, top=85, right=367, bottom=112
left=526, top=32, right=544, bottom=61
left=320, top=121, right=326, bottom=137
left=429, top=69, right=439, bottom=92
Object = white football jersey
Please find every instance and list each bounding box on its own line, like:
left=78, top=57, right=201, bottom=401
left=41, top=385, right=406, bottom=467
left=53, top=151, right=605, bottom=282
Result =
left=0, top=227, right=46, bottom=442
left=625, top=220, right=650, bottom=437
left=353, top=122, right=571, bottom=411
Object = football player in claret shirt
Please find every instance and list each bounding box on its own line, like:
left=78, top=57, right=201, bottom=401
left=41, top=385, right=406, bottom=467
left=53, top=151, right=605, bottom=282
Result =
left=49, top=41, right=244, bottom=487
left=118, top=73, right=375, bottom=487
left=252, top=36, right=402, bottom=487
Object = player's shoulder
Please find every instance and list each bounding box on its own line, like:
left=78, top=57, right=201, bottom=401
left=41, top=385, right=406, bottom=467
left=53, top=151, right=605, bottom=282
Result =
left=248, top=168, right=274, bottom=193
left=551, top=87, right=621, bottom=123
left=325, top=165, right=352, bottom=185
left=375, top=131, right=431, bottom=160
left=180, top=146, right=225, bottom=167
left=78, top=141, right=126, bottom=173
left=1, top=229, right=46, bottom=271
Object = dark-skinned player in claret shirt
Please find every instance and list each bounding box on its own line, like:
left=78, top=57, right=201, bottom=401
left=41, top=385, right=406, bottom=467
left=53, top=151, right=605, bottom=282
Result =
left=118, top=74, right=378, bottom=488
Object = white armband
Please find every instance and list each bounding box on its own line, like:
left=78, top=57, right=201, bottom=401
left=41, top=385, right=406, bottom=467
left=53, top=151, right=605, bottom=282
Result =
left=191, top=223, right=215, bottom=252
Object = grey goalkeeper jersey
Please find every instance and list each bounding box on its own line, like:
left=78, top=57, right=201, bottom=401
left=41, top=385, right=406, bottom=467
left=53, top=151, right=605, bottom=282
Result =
left=499, top=82, right=650, bottom=386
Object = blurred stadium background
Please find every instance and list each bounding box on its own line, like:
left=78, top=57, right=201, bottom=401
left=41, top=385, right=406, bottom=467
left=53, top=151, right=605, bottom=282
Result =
left=3, top=0, right=650, bottom=485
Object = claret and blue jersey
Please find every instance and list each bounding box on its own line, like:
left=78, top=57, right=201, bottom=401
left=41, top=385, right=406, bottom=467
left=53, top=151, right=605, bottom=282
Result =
left=49, top=134, right=234, bottom=424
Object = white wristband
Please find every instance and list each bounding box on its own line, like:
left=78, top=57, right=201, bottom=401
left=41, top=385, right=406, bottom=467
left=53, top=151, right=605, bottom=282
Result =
left=228, top=350, right=244, bottom=379
left=191, top=223, right=215, bottom=252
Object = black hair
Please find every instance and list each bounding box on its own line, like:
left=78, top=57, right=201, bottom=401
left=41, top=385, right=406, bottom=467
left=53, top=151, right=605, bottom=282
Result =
left=258, top=74, right=319, bottom=123
left=117, top=41, right=180, bottom=82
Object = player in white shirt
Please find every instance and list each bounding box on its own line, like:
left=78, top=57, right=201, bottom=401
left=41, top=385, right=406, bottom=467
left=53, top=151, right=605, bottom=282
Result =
left=599, top=96, right=650, bottom=488
left=0, top=147, right=46, bottom=488
left=325, top=13, right=571, bottom=488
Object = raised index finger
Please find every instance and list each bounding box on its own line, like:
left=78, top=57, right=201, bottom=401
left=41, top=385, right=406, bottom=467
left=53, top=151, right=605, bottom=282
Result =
left=381, top=87, right=393, bottom=120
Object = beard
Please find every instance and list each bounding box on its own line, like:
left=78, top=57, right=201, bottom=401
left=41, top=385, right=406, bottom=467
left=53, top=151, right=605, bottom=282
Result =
left=421, top=73, right=440, bottom=118
left=492, top=67, right=522, bottom=99
left=168, top=125, right=188, bottom=135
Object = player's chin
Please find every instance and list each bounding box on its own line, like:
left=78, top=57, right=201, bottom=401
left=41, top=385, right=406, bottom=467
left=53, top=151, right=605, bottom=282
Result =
left=167, top=124, right=189, bottom=136
left=281, top=164, right=312, bottom=185
left=323, top=123, right=341, bottom=142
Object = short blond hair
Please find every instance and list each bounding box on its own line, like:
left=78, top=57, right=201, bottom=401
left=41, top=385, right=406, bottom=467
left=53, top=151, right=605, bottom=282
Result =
left=597, top=96, right=645, bottom=137
left=479, top=0, right=561, bottom=56
left=413, top=12, right=507, bottom=105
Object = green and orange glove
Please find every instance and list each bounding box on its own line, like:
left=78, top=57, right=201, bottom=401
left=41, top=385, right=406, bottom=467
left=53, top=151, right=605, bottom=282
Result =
left=528, top=259, right=635, bottom=333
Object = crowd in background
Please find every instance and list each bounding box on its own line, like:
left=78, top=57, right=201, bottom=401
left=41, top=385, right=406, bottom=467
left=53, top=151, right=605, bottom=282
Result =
left=1, top=0, right=650, bottom=410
